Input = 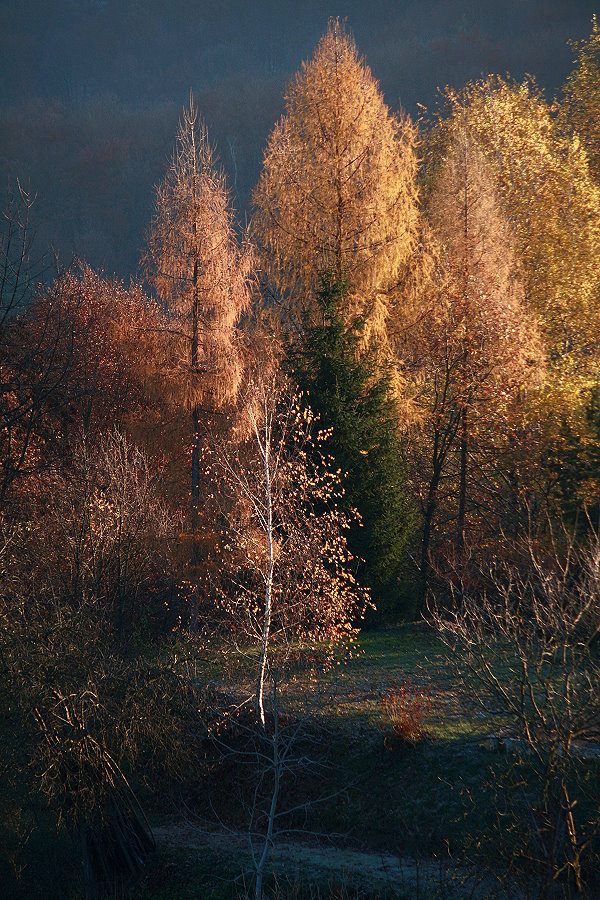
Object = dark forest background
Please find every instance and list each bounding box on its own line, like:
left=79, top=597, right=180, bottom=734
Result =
left=0, top=0, right=597, bottom=277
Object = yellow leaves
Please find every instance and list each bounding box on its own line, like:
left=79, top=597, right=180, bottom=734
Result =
left=561, top=15, right=600, bottom=181
left=252, top=17, right=419, bottom=356
left=444, top=77, right=600, bottom=402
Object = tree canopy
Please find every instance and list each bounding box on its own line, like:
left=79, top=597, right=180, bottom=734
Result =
left=252, top=18, right=419, bottom=354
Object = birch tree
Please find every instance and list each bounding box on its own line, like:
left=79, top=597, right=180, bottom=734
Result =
left=206, top=376, right=370, bottom=727
left=560, top=16, right=600, bottom=182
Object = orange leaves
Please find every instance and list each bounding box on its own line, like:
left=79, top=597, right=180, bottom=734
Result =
left=142, top=96, right=253, bottom=413
left=252, top=18, right=419, bottom=356
left=206, top=374, right=372, bottom=662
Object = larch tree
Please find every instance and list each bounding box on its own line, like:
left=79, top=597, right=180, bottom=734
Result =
left=252, top=18, right=419, bottom=355
left=446, top=78, right=600, bottom=408
left=560, top=16, right=600, bottom=182
left=142, top=96, right=253, bottom=502
left=443, top=77, right=600, bottom=531
left=414, top=126, right=541, bottom=597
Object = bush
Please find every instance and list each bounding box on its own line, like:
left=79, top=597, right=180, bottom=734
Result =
left=379, top=679, right=432, bottom=748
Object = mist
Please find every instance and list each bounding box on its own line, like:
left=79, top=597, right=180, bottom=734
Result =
left=1, top=0, right=596, bottom=277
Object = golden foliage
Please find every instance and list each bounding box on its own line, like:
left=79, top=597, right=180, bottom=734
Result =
left=426, top=124, right=542, bottom=404
left=561, top=15, right=600, bottom=181
left=142, top=96, right=253, bottom=411
left=252, top=18, right=419, bottom=352
left=442, top=77, right=600, bottom=395
left=408, top=126, right=543, bottom=566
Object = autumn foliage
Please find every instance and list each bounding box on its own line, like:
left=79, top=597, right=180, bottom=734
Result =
left=252, top=18, right=419, bottom=356
left=2, top=13, right=600, bottom=897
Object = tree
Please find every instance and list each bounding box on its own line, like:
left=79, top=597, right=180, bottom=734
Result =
left=430, top=526, right=600, bottom=895
left=49, top=265, right=162, bottom=437
left=142, top=96, right=253, bottom=501
left=560, top=16, right=600, bottom=182
left=0, top=186, right=80, bottom=506
left=41, top=428, right=176, bottom=637
left=547, top=386, right=600, bottom=529
left=412, top=126, right=541, bottom=599
left=289, top=274, right=413, bottom=615
left=206, top=375, right=370, bottom=727
left=443, top=78, right=600, bottom=400
left=252, top=18, right=419, bottom=354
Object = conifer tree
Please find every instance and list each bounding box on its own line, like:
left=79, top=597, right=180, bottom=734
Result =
left=290, top=275, right=413, bottom=616
left=414, top=127, right=541, bottom=597
left=142, top=96, right=252, bottom=499
left=252, top=18, right=419, bottom=355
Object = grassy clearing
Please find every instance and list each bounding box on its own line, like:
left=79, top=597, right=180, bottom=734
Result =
left=5, top=624, right=598, bottom=897
left=134, top=624, right=512, bottom=897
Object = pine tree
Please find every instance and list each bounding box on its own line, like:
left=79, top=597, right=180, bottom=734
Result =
left=289, top=274, right=413, bottom=617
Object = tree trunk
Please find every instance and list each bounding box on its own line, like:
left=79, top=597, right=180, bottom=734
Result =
left=189, top=249, right=201, bottom=635
left=420, top=456, right=443, bottom=606
left=257, top=417, right=274, bottom=728
left=255, top=678, right=280, bottom=899
left=457, top=407, right=467, bottom=552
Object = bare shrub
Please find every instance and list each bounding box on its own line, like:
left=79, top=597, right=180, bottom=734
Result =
left=429, top=524, right=600, bottom=896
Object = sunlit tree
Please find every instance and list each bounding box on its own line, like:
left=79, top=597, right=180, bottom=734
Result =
left=413, top=126, right=541, bottom=597
left=142, top=96, right=253, bottom=499
left=560, top=16, right=600, bottom=182
left=443, top=78, right=600, bottom=396
left=206, top=375, right=370, bottom=727
left=252, top=18, right=419, bottom=354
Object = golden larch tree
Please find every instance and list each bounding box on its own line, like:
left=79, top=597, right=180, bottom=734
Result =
left=413, top=126, right=541, bottom=594
left=142, top=96, right=253, bottom=498
left=252, top=18, right=419, bottom=352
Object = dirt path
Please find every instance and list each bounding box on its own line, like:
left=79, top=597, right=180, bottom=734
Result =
left=154, top=820, right=489, bottom=896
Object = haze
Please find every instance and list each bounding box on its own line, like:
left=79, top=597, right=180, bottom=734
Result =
left=1, top=0, right=596, bottom=277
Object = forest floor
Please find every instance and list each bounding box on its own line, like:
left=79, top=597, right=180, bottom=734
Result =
left=133, top=625, right=513, bottom=898
left=145, top=818, right=492, bottom=899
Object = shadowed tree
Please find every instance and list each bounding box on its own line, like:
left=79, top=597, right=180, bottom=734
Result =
left=289, top=274, right=413, bottom=616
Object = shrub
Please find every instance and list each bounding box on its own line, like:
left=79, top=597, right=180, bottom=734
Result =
left=379, top=679, right=432, bottom=748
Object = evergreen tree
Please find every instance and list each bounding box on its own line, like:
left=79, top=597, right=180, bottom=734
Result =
left=289, top=275, right=413, bottom=618
left=549, top=386, right=600, bottom=530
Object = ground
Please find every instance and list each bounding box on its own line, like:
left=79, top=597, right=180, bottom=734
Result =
left=131, top=625, right=514, bottom=898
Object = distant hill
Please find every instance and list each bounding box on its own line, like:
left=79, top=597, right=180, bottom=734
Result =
left=0, top=0, right=596, bottom=277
